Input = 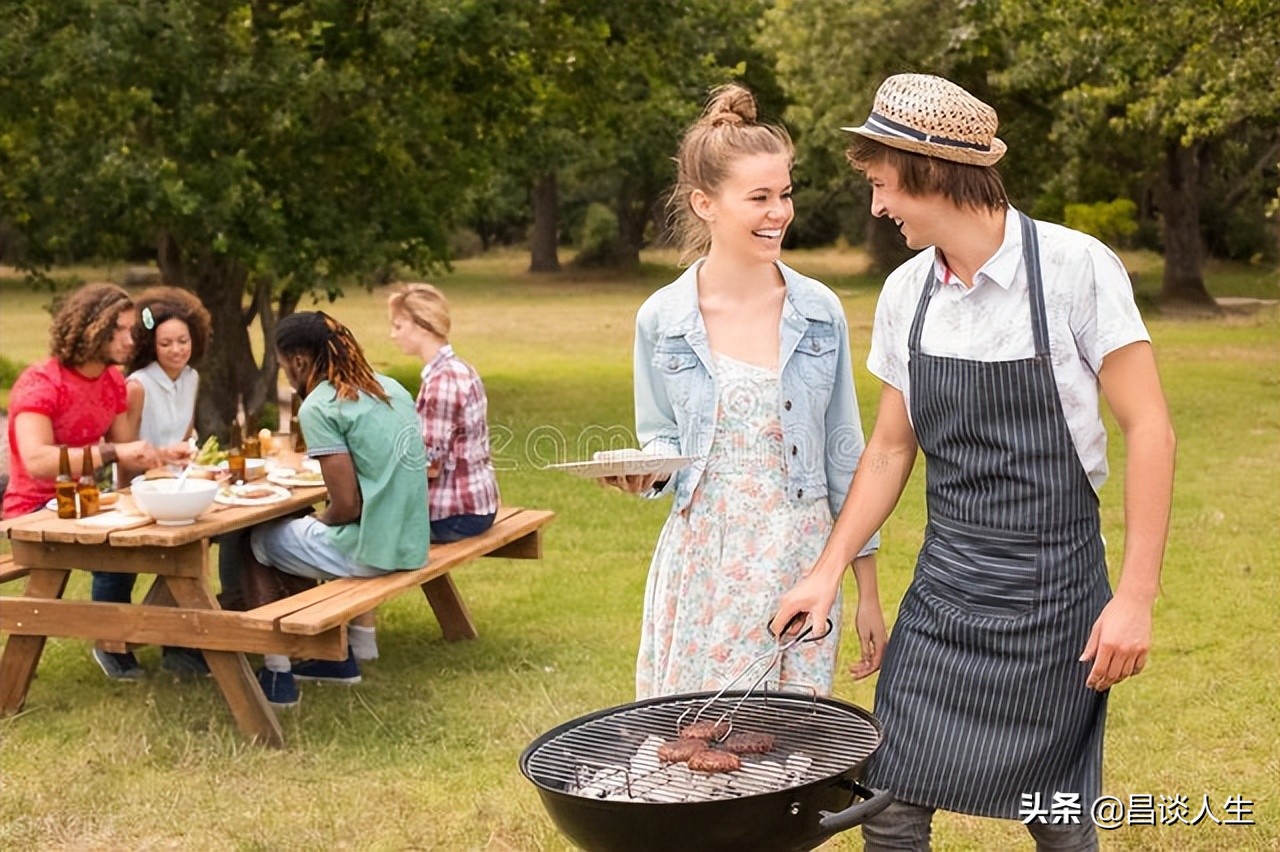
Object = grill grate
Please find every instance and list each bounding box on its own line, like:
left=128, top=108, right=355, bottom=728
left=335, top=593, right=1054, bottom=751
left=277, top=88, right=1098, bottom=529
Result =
left=525, top=692, right=880, bottom=804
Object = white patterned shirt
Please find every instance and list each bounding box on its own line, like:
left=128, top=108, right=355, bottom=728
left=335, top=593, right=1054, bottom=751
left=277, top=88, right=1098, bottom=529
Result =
left=867, top=209, right=1150, bottom=492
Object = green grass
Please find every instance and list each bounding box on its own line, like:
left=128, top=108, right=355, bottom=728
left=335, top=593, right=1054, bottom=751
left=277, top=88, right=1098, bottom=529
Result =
left=1, top=247, right=1278, bottom=851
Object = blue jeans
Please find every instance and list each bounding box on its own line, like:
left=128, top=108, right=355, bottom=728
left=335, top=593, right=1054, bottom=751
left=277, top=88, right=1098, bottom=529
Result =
left=92, top=571, right=137, bottom=603
left=430, top=512, right=496, bottom=543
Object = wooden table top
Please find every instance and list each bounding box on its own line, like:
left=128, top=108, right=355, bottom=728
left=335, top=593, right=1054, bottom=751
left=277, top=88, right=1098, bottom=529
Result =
left=1, top=485, right=328, bottom=547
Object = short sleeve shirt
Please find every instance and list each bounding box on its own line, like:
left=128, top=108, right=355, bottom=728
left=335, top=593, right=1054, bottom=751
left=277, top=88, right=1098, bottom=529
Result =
left=866, top=210, right=1151, bottom=492
left=3, top=358, right=128, bottom=517
left=301, top=374, right=430, bottom=570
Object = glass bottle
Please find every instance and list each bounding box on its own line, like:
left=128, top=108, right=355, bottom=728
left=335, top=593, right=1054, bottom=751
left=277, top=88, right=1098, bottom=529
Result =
left=55, top=445, right=78, bottom=519
left=77, top=446, right=100, bottom=517
left=290, top=393, right=307, bottom=453
left=227, top=410, right=246, bottom=484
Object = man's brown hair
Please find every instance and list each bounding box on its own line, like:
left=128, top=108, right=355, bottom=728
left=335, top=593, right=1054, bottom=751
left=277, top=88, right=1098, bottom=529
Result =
left=49, top=282, right=134, bottom=367
left=846, top=137, right=1007, bottom=212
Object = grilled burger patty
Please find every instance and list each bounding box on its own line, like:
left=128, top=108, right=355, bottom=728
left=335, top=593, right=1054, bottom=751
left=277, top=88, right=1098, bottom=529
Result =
left=679, top=719, right=730, bottom=741
left=686, top=749, right=742, bottom=774
left=657, top=738, right=709, bottom=763
left=721, top=731, right=776, bottom=755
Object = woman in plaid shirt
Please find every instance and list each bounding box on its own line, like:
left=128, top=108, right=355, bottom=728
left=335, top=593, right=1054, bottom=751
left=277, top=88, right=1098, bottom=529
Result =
left=389, top=283, right=500, bottom=541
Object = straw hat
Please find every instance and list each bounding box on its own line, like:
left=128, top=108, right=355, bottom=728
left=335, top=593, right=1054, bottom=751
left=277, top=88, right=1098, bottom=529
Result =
left=842, top=74, right=1006, bottom=166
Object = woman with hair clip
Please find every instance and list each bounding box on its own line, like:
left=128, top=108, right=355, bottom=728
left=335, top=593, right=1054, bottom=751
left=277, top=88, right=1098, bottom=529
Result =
left=603, top=83, right=882, bottom=699
left=92, top=286, right=215, bottom=678
left=238, top=311, right=430, bottom=707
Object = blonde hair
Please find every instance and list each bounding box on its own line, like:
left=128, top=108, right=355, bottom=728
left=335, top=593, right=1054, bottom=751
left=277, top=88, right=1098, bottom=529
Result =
left=388, top=282, right=451, bottom=341
left=666, top=83, right=794, bottom=263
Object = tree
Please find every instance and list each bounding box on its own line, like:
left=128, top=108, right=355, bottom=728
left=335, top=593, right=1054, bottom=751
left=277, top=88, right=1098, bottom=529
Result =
left=997, top=0, right=1280, bottom=307
left=0, top=0, right=518, bottom=434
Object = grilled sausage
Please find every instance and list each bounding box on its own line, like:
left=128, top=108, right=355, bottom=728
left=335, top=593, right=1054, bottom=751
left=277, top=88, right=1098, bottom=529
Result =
left=687, top=749, right=741, bottom=774
left=721, top=731, right=776, bottom=755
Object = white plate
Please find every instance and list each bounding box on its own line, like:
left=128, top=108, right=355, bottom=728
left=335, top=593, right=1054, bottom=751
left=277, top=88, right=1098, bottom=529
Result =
left=74, top=510, right=152, bottom=530
left=546, top=450, right=697, bottom=479
left=215, top=482, right=292, bottom=506
left=267, top=468, right=326, bottom=488
left=46, top=496, right=124, bottom=512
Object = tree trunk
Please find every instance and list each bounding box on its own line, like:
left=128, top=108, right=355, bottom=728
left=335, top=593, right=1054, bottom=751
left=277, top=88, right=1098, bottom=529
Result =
left=156, top=231, right=275, bottom=440
left=529, top=171, right=560, bottom=273
left=613, top=189, right=648, bottom=270
left=867, top=215, right=915, bottom=275
left=1154, top=140, right=1217, bottom=309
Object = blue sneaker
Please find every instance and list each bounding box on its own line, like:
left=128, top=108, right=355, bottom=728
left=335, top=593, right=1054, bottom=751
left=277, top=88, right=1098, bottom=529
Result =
left=291, top=647, right=361, bottom=684
left=256, top=668, right=299, bottom=707
left=92, top=648, right=144, bottom=681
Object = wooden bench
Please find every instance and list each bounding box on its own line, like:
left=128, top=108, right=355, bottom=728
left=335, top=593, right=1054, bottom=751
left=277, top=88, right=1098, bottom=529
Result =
left=243, top=505, right=555, bottom=654
left=0, top=553, right=29, bottom=585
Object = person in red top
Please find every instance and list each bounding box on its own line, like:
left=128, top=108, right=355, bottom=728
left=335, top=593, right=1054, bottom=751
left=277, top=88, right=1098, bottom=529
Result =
left=4, top=282, right=186, bottom=678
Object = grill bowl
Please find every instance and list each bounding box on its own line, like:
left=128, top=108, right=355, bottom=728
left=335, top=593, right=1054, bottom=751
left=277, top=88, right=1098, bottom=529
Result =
left=521, top=690, right=889, bottom=852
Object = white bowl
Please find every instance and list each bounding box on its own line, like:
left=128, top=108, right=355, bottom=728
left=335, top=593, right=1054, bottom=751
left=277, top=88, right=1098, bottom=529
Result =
left=130, top=478, right=220, bottom=526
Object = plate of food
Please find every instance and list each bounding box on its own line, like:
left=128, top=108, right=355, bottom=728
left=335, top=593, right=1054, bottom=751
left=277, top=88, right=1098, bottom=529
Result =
left=546, top=448, right=698, bottom=479
left=45, top=492, right=121, bottom=512
left=266, top=467, right=326, bottom=488
left=215, top=482, right=292, bottom=506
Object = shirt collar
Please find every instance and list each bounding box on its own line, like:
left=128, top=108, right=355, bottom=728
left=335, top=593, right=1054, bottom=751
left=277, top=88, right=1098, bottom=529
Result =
left=421, top=344, right=454, bottom=380
left=931, top=206, right=1023, bottom=291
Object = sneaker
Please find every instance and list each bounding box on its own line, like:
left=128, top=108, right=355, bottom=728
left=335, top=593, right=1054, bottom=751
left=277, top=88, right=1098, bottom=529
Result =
left=91, top=648, right=144, bottom=681
left=161, top=647, right=211, bottom=678
left=291, top=647, right=362, bottom=684
left=256, top=668, right=299, bottom=708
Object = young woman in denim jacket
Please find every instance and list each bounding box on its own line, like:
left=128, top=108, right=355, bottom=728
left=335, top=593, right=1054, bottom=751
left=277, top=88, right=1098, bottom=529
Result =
left=604, top=84, right=883, bottom=699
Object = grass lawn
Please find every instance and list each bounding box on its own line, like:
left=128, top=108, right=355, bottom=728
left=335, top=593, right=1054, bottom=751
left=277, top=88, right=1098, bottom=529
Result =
left=0, top=247, right=1277, bottom=851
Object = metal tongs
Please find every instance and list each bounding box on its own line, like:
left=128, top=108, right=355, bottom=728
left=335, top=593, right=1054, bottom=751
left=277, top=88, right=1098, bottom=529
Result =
left=675, top=613, right=832, bottom=741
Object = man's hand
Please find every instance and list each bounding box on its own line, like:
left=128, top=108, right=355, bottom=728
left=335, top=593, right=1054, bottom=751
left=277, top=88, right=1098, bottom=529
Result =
left=1080, top=592, right=1153, bottom=691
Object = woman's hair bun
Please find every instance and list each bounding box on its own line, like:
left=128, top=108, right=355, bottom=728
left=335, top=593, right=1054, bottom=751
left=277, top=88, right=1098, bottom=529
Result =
left=703, top=83, right=757, bottom=127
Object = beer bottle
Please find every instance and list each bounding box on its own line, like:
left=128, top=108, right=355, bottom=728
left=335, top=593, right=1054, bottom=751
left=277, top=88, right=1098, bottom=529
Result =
left=227, top=405, right=246, bottom=483
left=290, top=393, right=307, bottom=453
left=77, top=446, right=101, bottom=517
left=56, top=445, right=78, bottom=519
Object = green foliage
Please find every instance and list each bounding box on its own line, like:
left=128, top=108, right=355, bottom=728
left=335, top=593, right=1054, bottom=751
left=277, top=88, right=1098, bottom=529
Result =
left=1064, top=199, right=1139, bottom=247
left=572, top=202, right=622, bottom=267
left=0, top=353, right=21, bottom=391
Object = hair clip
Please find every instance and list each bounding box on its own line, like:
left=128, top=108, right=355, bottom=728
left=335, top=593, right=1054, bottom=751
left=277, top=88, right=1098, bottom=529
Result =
left=141, top=306, right=155, bottom=330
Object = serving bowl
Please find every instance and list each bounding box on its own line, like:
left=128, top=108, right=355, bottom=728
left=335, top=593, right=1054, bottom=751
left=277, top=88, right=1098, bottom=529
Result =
left=130, top=478, right=219, bottom=525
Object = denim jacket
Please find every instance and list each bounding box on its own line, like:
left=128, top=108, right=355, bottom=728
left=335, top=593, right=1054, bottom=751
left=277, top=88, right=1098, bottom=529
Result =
left=634, top=259, right=879, bottom=557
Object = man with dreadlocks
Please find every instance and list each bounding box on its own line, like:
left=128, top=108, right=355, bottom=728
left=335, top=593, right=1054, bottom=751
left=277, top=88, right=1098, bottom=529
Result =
left=241, top=311, right=430, bottom=707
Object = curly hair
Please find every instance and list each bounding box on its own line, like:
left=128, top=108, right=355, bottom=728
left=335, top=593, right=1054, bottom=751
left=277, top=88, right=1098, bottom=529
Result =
left=49, top=283, right=134, bottom=367
left=127, top=286, right=214, bottom=372
left=666, top=83, right=794, bottom=263
left=275, top=311, right=389, bottom=404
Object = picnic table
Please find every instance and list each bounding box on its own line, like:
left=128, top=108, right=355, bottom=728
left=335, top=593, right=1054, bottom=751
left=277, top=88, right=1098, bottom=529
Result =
left=0, top=482, right=554, bottom=748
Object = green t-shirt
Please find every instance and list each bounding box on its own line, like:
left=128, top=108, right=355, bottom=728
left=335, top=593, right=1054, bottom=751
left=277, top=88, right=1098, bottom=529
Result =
left=300, top=375, right=429, bottom=571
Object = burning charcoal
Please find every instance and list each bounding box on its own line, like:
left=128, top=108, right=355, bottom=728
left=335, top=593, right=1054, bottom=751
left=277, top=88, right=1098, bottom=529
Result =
left=657, top=738, right=709, bottom=763
left=721, top=731, right=776, bottom=754
left=679, top=719, right=731, bottom=741
left=687, top=749, right=742, bottom=774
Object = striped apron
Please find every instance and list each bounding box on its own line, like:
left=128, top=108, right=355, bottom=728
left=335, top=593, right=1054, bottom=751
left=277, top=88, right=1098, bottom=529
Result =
left=863, top=213, right=1111, bottom=819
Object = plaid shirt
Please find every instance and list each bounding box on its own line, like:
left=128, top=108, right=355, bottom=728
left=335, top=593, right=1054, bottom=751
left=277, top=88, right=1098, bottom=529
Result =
left=417, top=345, right=500, bottom=520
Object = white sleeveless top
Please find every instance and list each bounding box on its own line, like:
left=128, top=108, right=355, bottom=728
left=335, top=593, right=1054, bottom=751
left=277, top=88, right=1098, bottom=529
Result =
left=129, top=362, right=199, bottom=447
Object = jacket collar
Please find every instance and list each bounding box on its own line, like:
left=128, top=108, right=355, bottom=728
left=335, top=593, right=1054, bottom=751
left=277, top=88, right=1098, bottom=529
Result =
left=657, top=258, right=829, bottom=337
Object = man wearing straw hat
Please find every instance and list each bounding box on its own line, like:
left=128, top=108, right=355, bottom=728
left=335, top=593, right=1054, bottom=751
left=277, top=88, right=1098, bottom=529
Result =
left=772, top=74, right=1176, bottom=849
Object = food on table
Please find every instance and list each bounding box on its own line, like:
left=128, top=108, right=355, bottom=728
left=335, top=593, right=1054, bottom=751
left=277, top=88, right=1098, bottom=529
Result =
left=221, top=484, right=279, bottom=501
left=99, top=492, right=119, bottom=507
left=258, top=427, right=274, bottom=455
left=679, top=719, right=730, bottom=741
left=656, top=738, right=710, bottom=764
left=686, top=748, right=741, bottom=774
left=193, top=434, right=228, bottom=466
left=721, top=731, right=776, bottom=755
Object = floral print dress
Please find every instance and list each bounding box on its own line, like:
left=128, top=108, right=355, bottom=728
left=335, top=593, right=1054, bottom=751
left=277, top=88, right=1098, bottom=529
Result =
left=636, top=351, right=840, bottom=699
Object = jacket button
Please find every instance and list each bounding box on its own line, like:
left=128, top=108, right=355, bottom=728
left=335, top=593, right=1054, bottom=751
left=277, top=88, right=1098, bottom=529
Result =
left=784, top=400, right=792, bottom=411
left=810, top=340, right=821, bottom=351
left=797, top=489, right=804, bottom=498
left=668, top=357, right=680, bottom=370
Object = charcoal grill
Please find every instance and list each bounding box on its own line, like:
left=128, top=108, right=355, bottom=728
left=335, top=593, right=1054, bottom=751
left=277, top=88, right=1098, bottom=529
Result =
left=520, top=690, right=891, bottom=852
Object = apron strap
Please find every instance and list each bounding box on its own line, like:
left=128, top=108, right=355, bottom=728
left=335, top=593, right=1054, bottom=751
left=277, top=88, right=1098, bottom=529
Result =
left=1018, top=212, right=1051, bottom=358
